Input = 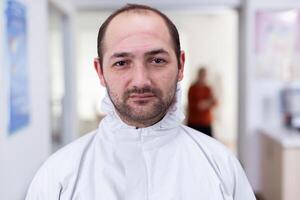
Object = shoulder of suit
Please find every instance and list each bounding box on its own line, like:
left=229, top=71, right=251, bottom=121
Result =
left=40, top=130, right=98, bottom=176
left=180, top=125, right=236, bottom=161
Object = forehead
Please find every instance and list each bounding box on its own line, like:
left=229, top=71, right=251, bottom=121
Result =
left=102, top=11, right=172, bottom=55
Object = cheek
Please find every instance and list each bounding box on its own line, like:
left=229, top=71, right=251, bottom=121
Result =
left=104, top=73, right=129, bottom=93
left=159, top=68, right=178, bottom=82
left=154, top=70, right=178, bottom=90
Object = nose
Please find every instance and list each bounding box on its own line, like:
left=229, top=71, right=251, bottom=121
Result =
left=130, top=64, right=152, bottom=88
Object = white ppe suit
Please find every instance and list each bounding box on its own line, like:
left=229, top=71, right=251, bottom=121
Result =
left=26, top=86, right=256, bottom=200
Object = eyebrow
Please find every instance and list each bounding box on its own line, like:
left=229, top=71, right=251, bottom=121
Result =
left=110, top=48, right=170, bottom=60
left=110, top=52, right=133, bottom=59
left=145, top=48, right=170, bottom=56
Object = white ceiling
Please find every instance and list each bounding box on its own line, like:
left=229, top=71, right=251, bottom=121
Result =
left=73, top=0, right=241, bottom=11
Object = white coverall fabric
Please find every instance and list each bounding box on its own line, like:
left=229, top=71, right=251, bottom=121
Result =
left=26, top=86, right=256, bottom=200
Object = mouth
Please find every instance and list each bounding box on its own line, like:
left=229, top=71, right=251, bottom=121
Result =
left=128, top=93, right=156, bottom=102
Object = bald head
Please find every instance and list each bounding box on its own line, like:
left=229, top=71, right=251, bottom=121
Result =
left=97, top=4, right=181, bottom=66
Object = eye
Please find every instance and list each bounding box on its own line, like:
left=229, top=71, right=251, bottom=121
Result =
left=151, top=58, right=166, bottom=64
left=113, top=60, right=128, bottom=67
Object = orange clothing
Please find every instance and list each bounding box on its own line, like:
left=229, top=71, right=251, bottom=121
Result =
left=187, top=84, right=215, bottom=126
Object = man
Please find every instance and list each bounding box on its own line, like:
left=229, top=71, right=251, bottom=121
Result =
left=26, top=4, right=256, bottom=200
left=187, top=67, right=217, bottom=137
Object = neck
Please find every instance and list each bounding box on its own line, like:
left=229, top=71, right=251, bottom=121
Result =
left=197, top=80, right=205, bottom=85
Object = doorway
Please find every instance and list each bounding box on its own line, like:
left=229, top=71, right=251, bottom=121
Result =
left=49, top=2, right=77, bottom=152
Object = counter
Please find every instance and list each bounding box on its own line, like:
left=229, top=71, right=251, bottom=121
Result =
left=259, top=129, right=300, bottom=200
left=262, top=128, right=300, bottom=148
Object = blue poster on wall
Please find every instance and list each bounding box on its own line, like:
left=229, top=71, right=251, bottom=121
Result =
left=5, top=0, right=30, bottom=134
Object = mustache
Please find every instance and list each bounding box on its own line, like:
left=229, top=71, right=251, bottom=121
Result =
left=123, top=86, right=162, bottom=100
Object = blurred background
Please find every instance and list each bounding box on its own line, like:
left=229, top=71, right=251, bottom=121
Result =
left=1, top=0, right=300, bottom=199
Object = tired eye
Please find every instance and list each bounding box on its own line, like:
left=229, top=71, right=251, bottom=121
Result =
left=151, top=58, right=166, bottom=64
left=113, top=60, right=128, bottom=67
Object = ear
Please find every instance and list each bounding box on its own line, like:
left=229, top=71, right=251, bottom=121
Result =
left=177, top=51, right=185, bottom=82
left=94, top=58, right=106, bottom=87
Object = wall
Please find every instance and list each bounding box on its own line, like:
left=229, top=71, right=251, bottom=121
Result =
left=167, top=9, right=238, bottom=142
left=0, top=0, right=51, bottom=199
left=239, top=0, right=300, bottom=192
left=76, top=11, right=109, bottom=121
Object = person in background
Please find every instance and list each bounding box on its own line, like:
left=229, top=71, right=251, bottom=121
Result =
left=187, top=67, right=217, bottom=137
left=26, top=4, right=255, bottom=200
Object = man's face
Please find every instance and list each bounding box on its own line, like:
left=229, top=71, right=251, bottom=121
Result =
left=95, top=11, right=185, bottom=127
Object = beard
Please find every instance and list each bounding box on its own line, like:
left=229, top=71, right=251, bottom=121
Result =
left=106, top=82, right=177, bottom=126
